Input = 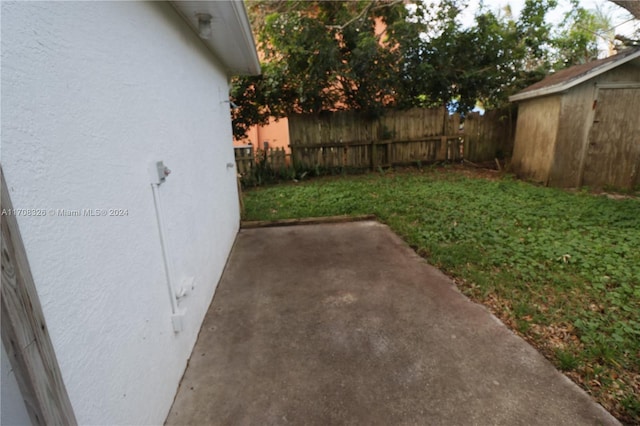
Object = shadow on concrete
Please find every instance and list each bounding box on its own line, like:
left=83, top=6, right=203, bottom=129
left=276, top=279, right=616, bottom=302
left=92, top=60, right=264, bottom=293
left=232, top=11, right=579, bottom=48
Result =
left=166, top=221, right=619, bottom=426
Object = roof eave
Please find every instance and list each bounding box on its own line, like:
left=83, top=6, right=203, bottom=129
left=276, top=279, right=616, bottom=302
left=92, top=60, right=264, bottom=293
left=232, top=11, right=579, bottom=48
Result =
left=509, top=85, right=567, bottom=102
left=170, top=1, right=261, bottom=77
left=509, top=49, right=640, bottom=102
left=228, top=1, right=261, bottom=76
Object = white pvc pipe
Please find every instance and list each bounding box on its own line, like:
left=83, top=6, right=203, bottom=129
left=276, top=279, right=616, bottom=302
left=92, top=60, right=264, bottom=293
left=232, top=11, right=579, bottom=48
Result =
left=151, top=183, right=179, bottom=315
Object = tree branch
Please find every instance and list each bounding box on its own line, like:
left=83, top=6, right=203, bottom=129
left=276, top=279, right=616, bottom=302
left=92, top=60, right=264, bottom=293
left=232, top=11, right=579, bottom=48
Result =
left=609, top=1, right=640, bottom=19
left=325, top=0, right=404, bottom=31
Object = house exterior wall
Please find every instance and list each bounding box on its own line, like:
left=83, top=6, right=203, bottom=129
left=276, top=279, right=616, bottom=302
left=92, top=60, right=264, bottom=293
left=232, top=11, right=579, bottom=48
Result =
left=550, top=62, right=640, bottom=187
left=234, top=117, right=291, bottom=152
left=1, top=2, right=240, bottom=424
left=511, top=95, right=562, bottom=184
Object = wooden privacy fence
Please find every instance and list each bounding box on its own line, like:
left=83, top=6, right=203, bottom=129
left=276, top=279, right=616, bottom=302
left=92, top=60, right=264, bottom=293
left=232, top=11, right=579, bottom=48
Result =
left=234, top=146, right=289, bottom=175
left=290, top=137, right=464, bottom=170
left=288, top=107, right=515, bottom=170
left=234, top=146, right=255, bottom=175
left=463, top=109, right=516, bottom=163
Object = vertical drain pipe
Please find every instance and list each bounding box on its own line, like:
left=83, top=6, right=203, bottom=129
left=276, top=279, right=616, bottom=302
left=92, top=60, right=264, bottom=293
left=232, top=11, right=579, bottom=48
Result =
left=150, top=162, right=183, bottom=332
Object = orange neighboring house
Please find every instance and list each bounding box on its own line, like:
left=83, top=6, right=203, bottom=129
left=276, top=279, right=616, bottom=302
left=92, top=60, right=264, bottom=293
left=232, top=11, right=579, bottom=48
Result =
left=233, top=18, right=388, bottom=153
left=233, top=116, right=290, bottom=152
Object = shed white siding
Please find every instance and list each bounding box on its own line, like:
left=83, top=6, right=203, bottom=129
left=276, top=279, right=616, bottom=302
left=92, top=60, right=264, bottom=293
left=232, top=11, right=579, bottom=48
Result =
left=1, top=2, right=241, bottom=424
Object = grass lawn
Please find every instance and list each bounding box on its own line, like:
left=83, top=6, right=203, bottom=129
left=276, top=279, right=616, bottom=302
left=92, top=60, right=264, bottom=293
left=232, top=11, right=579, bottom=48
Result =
left=242, top=166, right=640, bottom=424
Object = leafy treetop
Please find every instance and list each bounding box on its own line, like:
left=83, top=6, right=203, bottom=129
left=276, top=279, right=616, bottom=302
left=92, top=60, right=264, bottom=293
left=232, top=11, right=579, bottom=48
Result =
left=231, top=0, right=629, bottom=139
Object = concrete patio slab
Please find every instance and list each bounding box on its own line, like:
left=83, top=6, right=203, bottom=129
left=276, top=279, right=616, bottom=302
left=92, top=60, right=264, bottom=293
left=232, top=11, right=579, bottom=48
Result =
left=165, top=221, right=619, bottom=426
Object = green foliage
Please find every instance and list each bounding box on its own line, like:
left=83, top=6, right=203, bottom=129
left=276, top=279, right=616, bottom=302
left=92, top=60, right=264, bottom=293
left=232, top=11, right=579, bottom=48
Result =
left=555, top=348, right=581, bottom=371
left=232, top=0, right=616, bottom=138
left=238, top=148, right=298, bottom=187
left=243, top=169, right=640, bottom=423
left=239, top=149, right=276, bottom=187
left=231, top=0, right=414, bottom=138
left=397, top=0, right=615, bottom=112
left=552, top=0, right=603, bottom=67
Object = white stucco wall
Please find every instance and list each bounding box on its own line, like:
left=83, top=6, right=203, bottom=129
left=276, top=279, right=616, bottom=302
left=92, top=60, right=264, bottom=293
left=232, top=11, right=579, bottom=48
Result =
left=1, top=2, right=240, bottom=424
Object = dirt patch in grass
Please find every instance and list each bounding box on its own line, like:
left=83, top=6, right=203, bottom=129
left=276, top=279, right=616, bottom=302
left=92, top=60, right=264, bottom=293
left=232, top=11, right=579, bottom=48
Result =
left=391, top=163, right=504, bottom=181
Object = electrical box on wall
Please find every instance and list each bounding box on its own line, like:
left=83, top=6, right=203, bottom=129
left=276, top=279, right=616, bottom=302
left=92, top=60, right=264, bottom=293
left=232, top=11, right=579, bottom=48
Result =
left=150, top=161, right=171, bottom=184
left=157, top=161, right=171, bottom=184
left=172, top=311, right=185, bottom=333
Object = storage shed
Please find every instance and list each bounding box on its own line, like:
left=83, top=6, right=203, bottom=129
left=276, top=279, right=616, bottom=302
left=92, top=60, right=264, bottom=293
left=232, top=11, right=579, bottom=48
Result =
left=509, top=49, right=640, bottom=189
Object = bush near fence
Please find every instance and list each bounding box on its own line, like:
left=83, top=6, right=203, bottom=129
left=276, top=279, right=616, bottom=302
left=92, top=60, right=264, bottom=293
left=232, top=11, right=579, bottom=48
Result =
left=234, top=146, right=292, bottom=187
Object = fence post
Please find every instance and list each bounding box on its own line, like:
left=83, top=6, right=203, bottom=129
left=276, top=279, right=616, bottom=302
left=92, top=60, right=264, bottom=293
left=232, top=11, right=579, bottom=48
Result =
left=438, top=136, right=448, bottom=161
left=342, top=145, right=348, bottom=169
left=385, top=141, right=391, bottom=166
left=371, top=139, right=377, bottom=170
